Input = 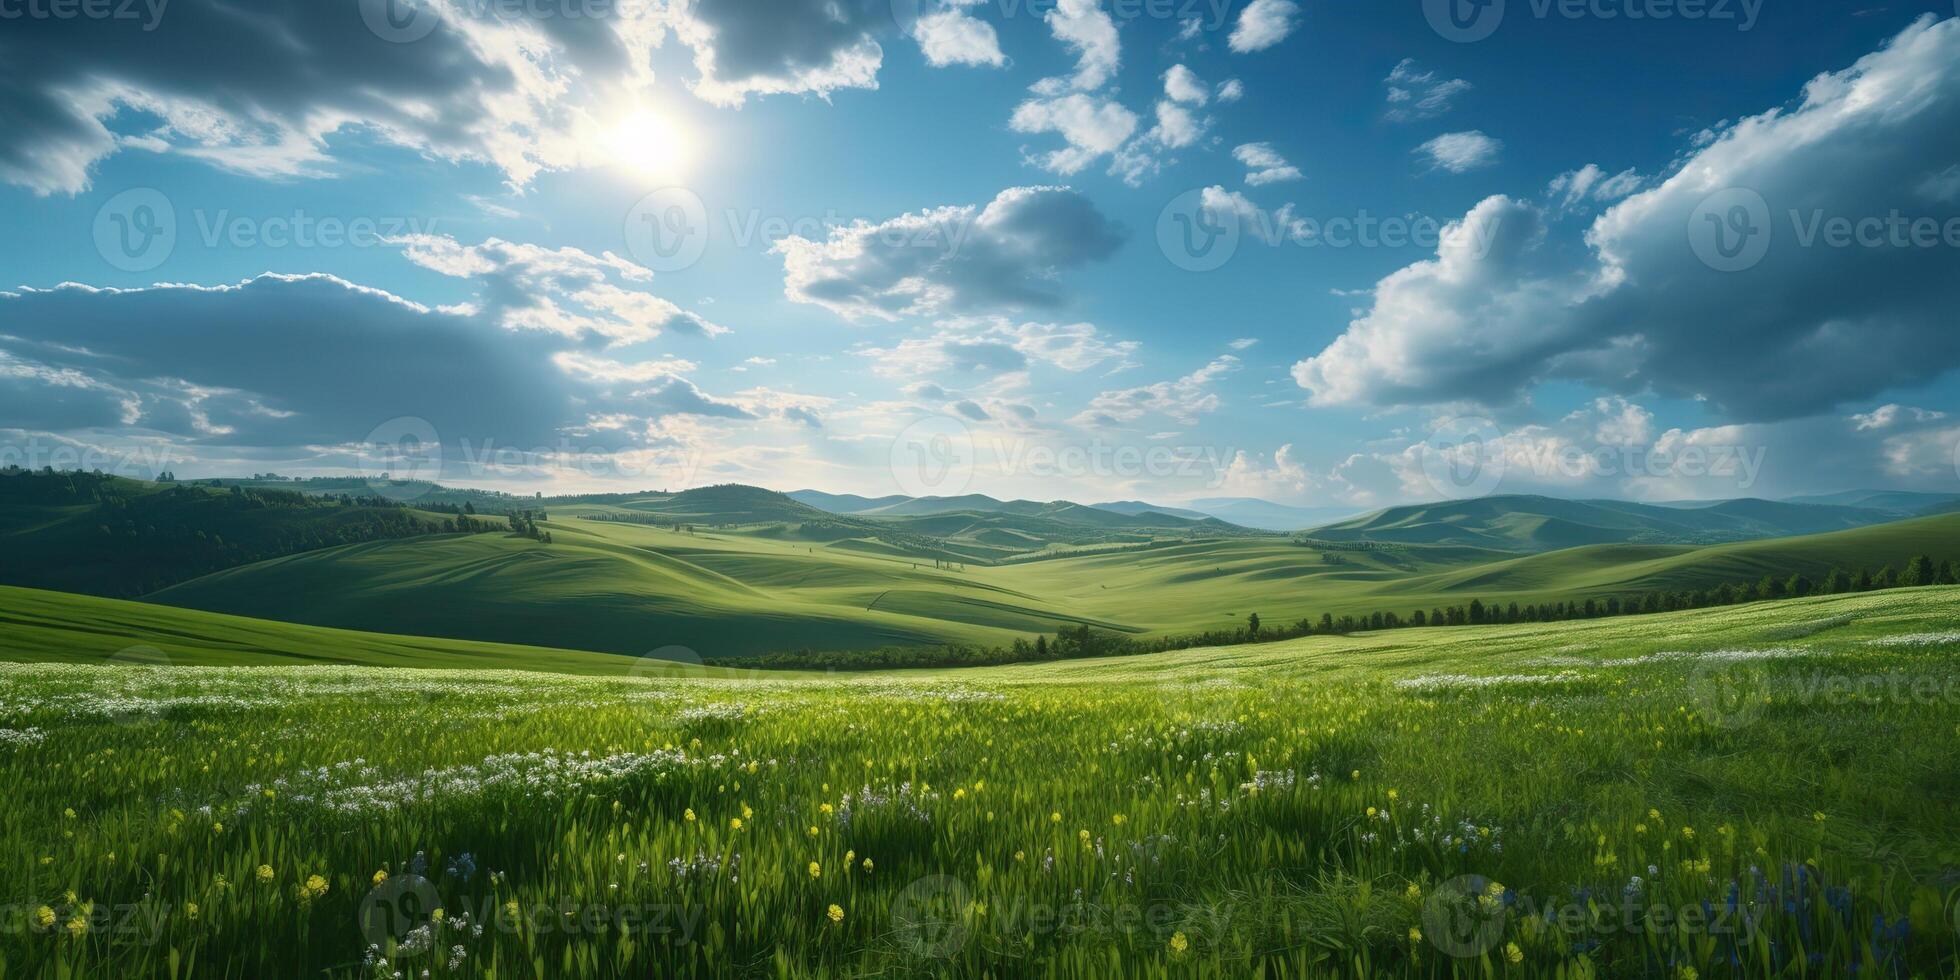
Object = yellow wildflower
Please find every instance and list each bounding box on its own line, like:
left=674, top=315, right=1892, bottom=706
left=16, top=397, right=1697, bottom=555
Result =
left=371, top=869, right=389, bottom=887
left=33, top=905, right=55, bottom=929
left=826, top=904, right=844, bottom=924
left=1168, top=931, right=1189, bottom=956
left=1505, top=942, right=1523, bottom=964
left=729, top=817, right=743, bottom=830
left=255, top=864, right=275, bottom=884
left=808, top=861, right=822, bottom=879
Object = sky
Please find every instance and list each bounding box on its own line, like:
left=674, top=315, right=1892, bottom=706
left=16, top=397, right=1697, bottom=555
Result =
left=2, top=0, right=1958, bottom=509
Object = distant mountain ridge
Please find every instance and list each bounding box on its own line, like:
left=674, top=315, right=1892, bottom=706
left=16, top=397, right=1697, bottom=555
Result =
left=1304, top=493, right=1929, bottom=553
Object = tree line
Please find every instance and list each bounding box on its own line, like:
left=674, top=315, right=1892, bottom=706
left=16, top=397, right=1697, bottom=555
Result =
left=718, top=555, right=1960, bottom=671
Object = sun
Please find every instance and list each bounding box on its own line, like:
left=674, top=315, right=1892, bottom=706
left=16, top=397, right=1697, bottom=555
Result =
left=600, top=108, right=694, bottom=181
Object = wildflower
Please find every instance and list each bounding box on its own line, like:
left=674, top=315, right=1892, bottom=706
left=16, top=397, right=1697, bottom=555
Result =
left=66, top=914, right=88, bottom=938
left=1112, top=814, right=1127, bottom=826
left=184, top=902, right=199, bottom=921
left=1677, top=968, right=1698, bottom=980
left=255, top=864, right=275, bottom=884
left=1407, top=926, right=1422, bottom=945
left=1367, top=807, right=1378, bottom=818
left=808, top=861, right=821, bottom=880
left=1505, top=942, right=1523, bottom=964
left=741, top=803, right=754, bottom=819
left=862, top=858, right=873, bottom=873
left=33, top=905, right=55, bottom=929
left=1014, top=850, right=1026, bottom=862
left=827, top=904, right=844, bottom=924
left=807, top=825, right=819, bottom=838
left=1812, top=811, right=1826, bottom=822
left=684, top=808, right=696, bottom=822
left=1050, top=811, right=1062, bottom=823
left=1681, top=826, right=1695, bottom=841
left=1078, top=829, right=1091, bottom=843
left=302, top=875, right=330, bottom=899
left=819, top=803, right=833, bottom=815
left=372, top=869, right=389, bottom=887
left=1404, top=883, right=1421, bottom=902
left=1351, top=770, right=1360, bottom=781
left=504, top=900, right=520, bottom=919
left=844, top=849, right=855, bottom=864
left=729, top=817, right=743, bottom=830
left=1169, top=931, right=1190, bottom=956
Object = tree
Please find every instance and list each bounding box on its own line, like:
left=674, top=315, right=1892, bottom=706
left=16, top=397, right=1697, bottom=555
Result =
left=1901, top=555, right=1933, bottom=587
left=1246, top=612, right=1261, bottom=637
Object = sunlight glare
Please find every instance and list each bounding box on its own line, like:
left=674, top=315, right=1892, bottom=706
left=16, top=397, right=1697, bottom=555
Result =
left=602, top=108, right=694, bottom=180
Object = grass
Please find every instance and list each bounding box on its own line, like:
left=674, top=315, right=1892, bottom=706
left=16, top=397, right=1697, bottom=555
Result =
left=2, top=587, right=1957, bottom=977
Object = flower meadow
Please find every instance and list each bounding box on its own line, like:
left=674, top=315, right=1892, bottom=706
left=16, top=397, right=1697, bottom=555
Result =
left=2, top=589, right=1958, bottom=978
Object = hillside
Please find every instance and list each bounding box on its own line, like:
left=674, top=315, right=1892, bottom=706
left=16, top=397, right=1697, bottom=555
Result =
left=0, top=584, right=687, bottom=674
left=1307, top=493, right=1900, bottom=552
left=148, top=516, right=1139, bottom=657
left=0, top=469, right=473, bottom=598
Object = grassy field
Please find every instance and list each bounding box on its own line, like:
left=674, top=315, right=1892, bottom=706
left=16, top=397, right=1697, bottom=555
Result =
left=2, top=587, right=1957, bottom=977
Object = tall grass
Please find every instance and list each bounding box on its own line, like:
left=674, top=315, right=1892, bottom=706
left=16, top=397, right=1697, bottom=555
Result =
left=2, top=589, right=1957, bottom=977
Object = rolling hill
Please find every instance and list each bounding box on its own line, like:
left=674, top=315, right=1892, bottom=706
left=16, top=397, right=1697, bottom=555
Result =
left=1305, top=494, right=1902, bottom=552
left=0, top=584, right=684, bottom=674
left=147, top=516, right=1141, bottom=658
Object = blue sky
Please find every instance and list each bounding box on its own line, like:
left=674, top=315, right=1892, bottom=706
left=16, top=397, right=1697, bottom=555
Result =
left=2, top=0, right=1958, bottom=508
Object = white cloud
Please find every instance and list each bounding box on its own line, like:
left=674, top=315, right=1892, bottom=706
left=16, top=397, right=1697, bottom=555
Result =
left=1033, top=0, right=1121, bottom=92
left=1010, top=94, right=1141, bottom=176
left=1216, top=79, right=1246, bottom=103
left=395, top=236, right=727, bottom=344
left=1294, top=15, right=1960, bottom=423
left=776, top=186, right=1126, bottom=320
left=1163, top=65, right=1210, bottom=105
left=1548, top=164, right=1643, bottom=211
left=1073, top=355, right=1240, bottom=427
left=1233, top=142, right=1303, bottom=185
left=1228, top=0, right=1300, bottom=53
left=1384, top=59, right=1472, bottom=122
left=1416, top=130, right=1503, bottom=173
left=913, top=6, right=1007, bottom=68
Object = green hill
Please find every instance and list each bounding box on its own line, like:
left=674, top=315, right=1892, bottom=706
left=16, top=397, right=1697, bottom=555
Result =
left=0, top=469, right=471, bottom=598
left=1307, top=493, right=1899, bottom=552
left=0, top=584, right=702, bottom=675
left=148, top=517, right=1137, bottom=657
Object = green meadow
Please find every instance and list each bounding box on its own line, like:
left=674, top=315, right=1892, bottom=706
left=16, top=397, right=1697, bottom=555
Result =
left=3, top=587, right=1959, bottom=977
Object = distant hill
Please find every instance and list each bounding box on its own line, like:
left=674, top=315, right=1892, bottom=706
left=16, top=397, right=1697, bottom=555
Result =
left=1088, top=500, right=1213, bottom=521
left=1183, top=498, right=1367, bottom=532
left=787, top=490, right=912, bottom=514
left=1306, top=494, right=1902, bottom=553
left=1781, top=489, right=1960, bottom=514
